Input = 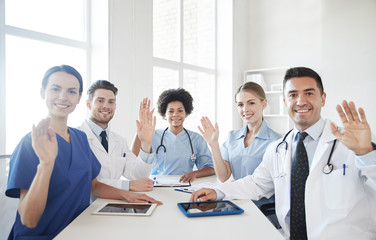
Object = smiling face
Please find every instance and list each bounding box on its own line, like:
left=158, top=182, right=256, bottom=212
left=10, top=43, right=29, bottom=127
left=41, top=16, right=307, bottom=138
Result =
left=165, top=101, right=187, bottom=130
left=283, top=77, right=326, bottom=131
left=87, top=88, right=116, bottom=129
left=41, top=71, right=81, bottom=120
left=236, top=91, right=266, bottom=126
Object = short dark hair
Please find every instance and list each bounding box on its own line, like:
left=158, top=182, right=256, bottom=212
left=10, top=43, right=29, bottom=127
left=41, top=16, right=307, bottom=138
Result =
left=42, top=65, right=83, bottom=94
left=283, top=67, right=324, bottom=95
left=157, top=88, right=194, bottom=117
left=87, top=80, right=118, bottom=101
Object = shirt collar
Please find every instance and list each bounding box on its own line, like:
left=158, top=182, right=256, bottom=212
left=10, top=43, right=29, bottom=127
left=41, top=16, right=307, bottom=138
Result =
left=86, top=118, right=108, bottom=139
left=292, top=118, right=325, bottom=142
left=236, top=120, right=270, bottom=140
left=256, top=120, right=270, bottom=140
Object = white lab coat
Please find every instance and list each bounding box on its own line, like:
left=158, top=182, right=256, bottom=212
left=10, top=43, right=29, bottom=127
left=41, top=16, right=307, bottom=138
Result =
left=217, top=120, right=376, bottom=240
left=79, top=121, right=154, bottom=189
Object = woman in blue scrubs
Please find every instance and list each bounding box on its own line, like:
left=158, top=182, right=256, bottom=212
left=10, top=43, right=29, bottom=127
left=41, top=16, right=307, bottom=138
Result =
left=6, top=65, right=161, bottom=240
left=132, top=89, right=215, bottom=183
left=198, top=82, right=280, bottom=208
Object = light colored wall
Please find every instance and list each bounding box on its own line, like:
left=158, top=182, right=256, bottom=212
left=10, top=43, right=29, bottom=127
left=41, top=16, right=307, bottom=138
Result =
left=321, top=0, right=376, bottom=129
left=245, top=0, right=376, bottom=131
left=108, top=0, right=153, bottom=143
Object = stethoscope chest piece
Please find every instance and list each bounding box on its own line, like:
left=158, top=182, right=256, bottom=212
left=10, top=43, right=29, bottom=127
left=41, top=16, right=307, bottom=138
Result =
left=322, top=163, right=334, bottom=174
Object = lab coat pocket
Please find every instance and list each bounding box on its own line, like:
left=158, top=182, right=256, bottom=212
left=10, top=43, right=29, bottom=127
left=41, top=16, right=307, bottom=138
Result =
left=322, top=167, right=357, bottom=210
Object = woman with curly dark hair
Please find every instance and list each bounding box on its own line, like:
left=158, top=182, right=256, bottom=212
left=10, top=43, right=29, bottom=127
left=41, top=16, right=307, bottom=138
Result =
left=132, top=88, right=214, bottom=183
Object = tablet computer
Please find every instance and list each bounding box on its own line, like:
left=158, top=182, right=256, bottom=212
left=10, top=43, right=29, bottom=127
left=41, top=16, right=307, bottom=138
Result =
left=92, top=202, right=157, bottom=216
left=177, top=200, right=244, bottom=217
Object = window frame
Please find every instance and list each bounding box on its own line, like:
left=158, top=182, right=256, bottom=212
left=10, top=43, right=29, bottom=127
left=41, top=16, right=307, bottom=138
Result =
left=0, top=0, right=91, bottom=155
left=152, top=0, right=218, bottom=122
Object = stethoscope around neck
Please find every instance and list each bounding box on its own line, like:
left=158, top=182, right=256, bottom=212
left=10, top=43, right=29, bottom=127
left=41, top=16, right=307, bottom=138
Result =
left=155, top=127, right=196, bottom=172
left=275, top=129, right=337, bottom=175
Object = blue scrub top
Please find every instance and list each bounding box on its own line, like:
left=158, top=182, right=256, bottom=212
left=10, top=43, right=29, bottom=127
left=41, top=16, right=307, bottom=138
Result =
left=6, top=127, right=101, bottom=240
left=151, top=128, right=213, bottom=175
left=220, top=120, right=281, bottom=180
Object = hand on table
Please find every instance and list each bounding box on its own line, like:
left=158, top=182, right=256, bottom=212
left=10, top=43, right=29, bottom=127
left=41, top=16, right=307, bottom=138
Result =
left=130, top=177, right=154, bottom=192
left=180, top=171, right=198, bottom=183
left=190, top=188, right=217, bottom=202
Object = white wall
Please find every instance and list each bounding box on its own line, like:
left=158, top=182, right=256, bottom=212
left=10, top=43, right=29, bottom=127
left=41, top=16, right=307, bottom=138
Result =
left=321, top=0, right=376, bottom=129
left=244, top=0, right=376, bottom=131
left=108, top=0, right=153, bottom=143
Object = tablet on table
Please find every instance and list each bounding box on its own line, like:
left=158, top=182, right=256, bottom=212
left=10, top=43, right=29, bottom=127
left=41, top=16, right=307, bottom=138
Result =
left=177, top=200, right=244, bottom=217
left=92, top=202, right=157, bottom=216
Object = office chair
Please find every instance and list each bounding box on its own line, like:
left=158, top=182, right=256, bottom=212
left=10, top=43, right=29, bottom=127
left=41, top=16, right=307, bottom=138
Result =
left=0, top=154, right=18, bottom=240
left=259, top=201, right=281, bottom=229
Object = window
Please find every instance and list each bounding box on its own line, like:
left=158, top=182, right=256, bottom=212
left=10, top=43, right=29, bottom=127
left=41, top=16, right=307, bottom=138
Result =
left=153, top=0, right=216, bottom=131
left=0, top=0, right=89, bottom=154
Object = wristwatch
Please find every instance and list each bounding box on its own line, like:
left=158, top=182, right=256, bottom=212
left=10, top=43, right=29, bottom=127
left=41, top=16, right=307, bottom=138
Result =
left=372, top=142, right=376, bottom=151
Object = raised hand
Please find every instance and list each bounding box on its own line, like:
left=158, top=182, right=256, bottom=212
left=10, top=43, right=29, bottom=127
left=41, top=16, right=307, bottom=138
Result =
left=136, top=98, right=156, bottom=153
left=198, top=116, right=220, bottom=147
left=330, top=100, right=373, bottom=155
left=31, top=118, right=58, bottom=166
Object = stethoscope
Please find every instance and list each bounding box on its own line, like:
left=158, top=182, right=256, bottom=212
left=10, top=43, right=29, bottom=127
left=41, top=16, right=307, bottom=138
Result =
left=155, top=127, right=196, bottom=172
left=275, top=129, right=337, bottom=175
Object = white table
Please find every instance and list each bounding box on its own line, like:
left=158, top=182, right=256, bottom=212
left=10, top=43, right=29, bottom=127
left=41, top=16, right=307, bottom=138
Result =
left=55, top=176, right=284, bottom=240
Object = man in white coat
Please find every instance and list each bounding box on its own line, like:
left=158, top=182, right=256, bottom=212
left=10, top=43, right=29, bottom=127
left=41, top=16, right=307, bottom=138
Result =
left=191, top=67, right=376, bottom=240
left=79, top=80, right=155, bottom=192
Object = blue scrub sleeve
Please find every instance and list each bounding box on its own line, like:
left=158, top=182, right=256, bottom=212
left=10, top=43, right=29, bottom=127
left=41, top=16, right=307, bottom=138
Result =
left=6, top=133, right=38, bottom=198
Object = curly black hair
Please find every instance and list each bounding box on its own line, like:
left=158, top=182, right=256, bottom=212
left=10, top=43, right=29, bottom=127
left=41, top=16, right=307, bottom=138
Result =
left=157, top=88, right=194, bottom=117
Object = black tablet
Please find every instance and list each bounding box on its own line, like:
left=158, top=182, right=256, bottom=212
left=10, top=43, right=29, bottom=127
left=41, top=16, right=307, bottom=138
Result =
left=177, top=200, right=244, bottom=217
left=92, top=202, right=157, bottom=216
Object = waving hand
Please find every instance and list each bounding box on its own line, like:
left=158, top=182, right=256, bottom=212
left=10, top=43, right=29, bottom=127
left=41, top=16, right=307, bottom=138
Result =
left=330, top=100, right=374, bottom=155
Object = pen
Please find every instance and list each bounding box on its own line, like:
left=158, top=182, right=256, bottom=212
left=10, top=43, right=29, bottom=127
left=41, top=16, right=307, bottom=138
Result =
left=123, top=153, right=126, bottom=157
left=343, top=164, right=346, bottom=176
left=174, top=189, right=192, bottom=194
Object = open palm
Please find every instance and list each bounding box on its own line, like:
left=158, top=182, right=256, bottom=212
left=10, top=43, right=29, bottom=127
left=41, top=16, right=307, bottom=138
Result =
left=136, top=98, right=156, bottom=144
left=330, top=101, right=373, bottom=155
left=198, top=116, right=219, bottom=146
left=31, top=118, right=58, bottom=165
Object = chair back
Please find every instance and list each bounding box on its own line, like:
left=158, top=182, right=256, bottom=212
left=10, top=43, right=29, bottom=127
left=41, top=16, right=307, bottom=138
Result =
left=0, top=154, right=18, bottom=240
